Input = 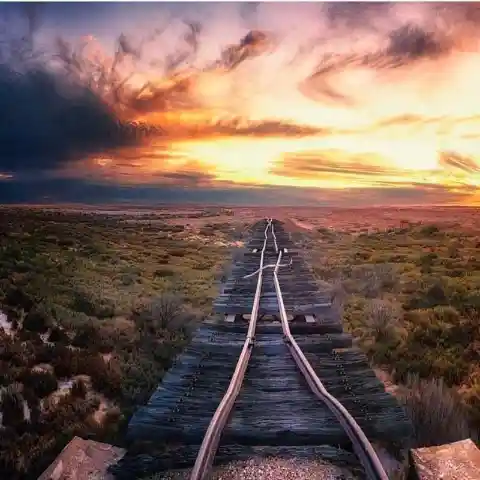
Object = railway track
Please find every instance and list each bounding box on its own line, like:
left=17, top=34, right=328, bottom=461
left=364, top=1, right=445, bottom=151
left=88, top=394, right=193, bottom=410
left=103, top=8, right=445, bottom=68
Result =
left=191, top=219, right=388, bottom=480
left=114, top=219, right=412, bottom=480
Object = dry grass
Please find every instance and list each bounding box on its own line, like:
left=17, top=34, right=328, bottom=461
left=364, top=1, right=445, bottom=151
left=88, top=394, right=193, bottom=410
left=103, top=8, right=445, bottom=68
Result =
left=399, top=373, right=477, bottom=448
left=365, top=299, right=402, bottom=342
left=303, top=207, right=480, bottom=441
left=0, top=206, right=243, bottom=478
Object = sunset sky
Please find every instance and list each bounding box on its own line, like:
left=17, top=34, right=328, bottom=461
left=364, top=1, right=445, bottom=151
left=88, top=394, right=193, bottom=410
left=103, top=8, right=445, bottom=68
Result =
left=1, top=2, right=480, bottom=206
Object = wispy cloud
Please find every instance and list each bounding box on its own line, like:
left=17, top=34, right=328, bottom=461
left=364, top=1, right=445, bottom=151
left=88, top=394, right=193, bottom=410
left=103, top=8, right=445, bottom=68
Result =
left=439, top=152, right=480, bottom=174
left=2, top=2, right=480, bottom=205
left=272, top=150, right=401, bottom=179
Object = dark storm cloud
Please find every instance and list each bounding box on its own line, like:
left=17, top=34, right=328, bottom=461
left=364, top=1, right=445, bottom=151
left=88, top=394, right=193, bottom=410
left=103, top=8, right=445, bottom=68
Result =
left=0, top=178, right=471, bottom=207
left=0, top=3, right=160, bottom=175
left=0, top=5, right=146, bottom=173
left=0, top=66, right=160, bottom=173
left=324, top=2, right=392, bottom=29
left=300, top=4, right=464, bottom=105
left=0, top=178, right=309, bottom=206
left=101, top=169, right=217, bottom=188
left=387, top=24, right=450, bottom=60
left=435, top=3, right=480, bottom=27
left=303, top=22, right=450, bottom=102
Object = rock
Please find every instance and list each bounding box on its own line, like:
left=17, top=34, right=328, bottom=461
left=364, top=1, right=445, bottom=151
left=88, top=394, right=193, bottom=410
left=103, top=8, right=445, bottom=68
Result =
left=411, top=439, right=480, bottom=480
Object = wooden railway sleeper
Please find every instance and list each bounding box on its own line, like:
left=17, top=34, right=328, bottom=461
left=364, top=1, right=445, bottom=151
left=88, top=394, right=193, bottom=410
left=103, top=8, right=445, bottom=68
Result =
left=273, top=247, right=388, bottom=480
left=168, top=353, right=210, bottom=424
left=190, top=220, right=272, bottom=480
left=191, top=219, right=386, bottom=480
left=332, top=352, right=373, bottom=423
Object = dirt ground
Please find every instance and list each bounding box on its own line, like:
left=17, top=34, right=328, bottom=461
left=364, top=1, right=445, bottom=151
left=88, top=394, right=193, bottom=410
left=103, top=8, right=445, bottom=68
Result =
left=6, top=204, right=478, bottom=234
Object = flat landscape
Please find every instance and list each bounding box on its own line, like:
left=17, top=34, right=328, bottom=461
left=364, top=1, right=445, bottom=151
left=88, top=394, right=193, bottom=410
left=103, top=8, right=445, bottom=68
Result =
left=0, top=205, right=479, bottom=479
left=3, top=1, right=480, bottom=477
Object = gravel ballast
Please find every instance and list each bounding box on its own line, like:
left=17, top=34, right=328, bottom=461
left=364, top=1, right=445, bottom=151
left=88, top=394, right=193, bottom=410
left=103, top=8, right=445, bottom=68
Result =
left=160, top=457, right=359, bottom=480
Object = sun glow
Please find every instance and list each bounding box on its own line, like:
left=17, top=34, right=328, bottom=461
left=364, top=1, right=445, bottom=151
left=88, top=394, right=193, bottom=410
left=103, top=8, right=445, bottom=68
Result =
left=166, top=132, right=447, bottom=186
left=27, top=1, right=480, bottom=206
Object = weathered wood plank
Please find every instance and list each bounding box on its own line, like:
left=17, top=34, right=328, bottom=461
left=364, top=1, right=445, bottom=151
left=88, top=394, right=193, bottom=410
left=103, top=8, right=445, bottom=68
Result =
left=118, top=219, right=413, bottom=478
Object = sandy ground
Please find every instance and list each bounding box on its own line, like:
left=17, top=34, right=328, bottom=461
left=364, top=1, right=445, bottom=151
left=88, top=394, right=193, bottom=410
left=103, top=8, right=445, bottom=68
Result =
left=3, top=205, right=478, bottom=234
left=289, top=217, right=315, bottom=231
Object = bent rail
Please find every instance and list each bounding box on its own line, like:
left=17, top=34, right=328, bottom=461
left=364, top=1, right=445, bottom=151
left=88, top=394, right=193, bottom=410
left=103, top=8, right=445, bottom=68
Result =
left=189, top=220, right=272, bottom=480
left=272, top=221, right=388, bottom=480
left=191, top=219, right=389, bottom=480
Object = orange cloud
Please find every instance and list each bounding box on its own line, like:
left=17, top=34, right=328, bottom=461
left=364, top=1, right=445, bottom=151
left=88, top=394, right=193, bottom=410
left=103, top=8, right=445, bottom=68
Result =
left=4, top=2, right=480, bottom=206
left=272, top=150, right=401, bottom=179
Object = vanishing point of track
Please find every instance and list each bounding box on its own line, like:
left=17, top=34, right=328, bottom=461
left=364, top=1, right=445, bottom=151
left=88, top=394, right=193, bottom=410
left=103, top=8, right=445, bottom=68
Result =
left=118, top=218, right=413, bottom=480
left=190, top=219, right=388, bottom=480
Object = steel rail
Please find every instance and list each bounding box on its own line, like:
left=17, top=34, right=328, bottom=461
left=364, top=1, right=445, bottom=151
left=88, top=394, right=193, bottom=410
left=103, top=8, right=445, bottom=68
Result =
left=270, top=217, right=278, bottom=253
left=272, top=247, right=389, bottom=480
left=242, top=258, right=292, bottom=279
left=189, top=219, right=272, bottom=480
left=191, top=220, right=388, bottom=480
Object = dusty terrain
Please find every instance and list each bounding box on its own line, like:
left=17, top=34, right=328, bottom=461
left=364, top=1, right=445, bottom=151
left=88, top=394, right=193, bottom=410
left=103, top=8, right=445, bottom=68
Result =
left=1, top=204, right=479, bottom=479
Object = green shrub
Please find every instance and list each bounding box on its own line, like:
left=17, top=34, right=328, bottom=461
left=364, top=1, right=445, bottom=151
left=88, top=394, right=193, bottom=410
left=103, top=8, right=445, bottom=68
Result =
left=405, top=283, right=448, bottom=310
left=71, top=323, right=100, bottom=349
left=48, top=326, right=70, bottom=344
left=50, top=345, right=77, bottom=378
left=154, top=268, right=175, bottom=278
left=71, top=289, right=116, bottom=318
left=71, top=378, right=88, bottom=399
left=21, top=371, right=58, bottom=399
left=168, top=248, right=186, bottom=257
left=0, top=383, right=25, bottom=427
left=88, top=358, right=123, bottom=399
left=23, top=305, right=54, bottom=333
left=120, top=273, right=136, bottom=286
left=4, top=287, right=35, bottom=311
left=365, top=299, right=401, bottom=342
left=420, top=224, right=440, bottom=235
left=134, top=294, right=184, bottom=331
